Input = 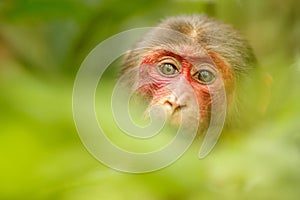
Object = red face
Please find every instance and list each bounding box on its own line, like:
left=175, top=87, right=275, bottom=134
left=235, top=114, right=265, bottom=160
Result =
left=135, top=48, right=235, bottom=131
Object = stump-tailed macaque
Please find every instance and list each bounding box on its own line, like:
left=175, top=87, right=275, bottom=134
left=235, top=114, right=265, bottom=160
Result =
left=121, top=15, right=256, bottom=133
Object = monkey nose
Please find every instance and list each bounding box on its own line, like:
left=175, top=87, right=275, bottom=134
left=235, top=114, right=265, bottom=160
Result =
left=163, top=97, right=186, bottom=114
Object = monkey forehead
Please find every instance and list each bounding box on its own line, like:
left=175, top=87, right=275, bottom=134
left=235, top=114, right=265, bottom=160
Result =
left=140, top=48, right=215, bottom=67
left=155, top=45, right=207, bottom=58
left=136, top=27, right=209, bottom=56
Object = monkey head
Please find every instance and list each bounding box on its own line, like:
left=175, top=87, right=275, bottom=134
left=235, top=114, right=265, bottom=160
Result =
left=121, top=15, right=256, bottom=133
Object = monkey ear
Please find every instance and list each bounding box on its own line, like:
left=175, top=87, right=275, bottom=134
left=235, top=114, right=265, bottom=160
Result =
left=230, top=69, right=272, bottom=130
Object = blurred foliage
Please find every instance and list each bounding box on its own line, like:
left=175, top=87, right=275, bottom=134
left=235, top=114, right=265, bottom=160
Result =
left=0, top=0, right=300, bottom=200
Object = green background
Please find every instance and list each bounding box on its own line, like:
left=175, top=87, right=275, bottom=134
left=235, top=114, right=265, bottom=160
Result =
left=0, top=0, right=300, bottom=199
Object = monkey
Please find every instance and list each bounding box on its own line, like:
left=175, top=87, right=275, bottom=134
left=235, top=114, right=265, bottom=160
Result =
left=120, top=14, right=257, bottom=134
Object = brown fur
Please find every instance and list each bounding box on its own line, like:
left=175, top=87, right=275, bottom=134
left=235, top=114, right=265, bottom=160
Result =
left=120, top=14, right=257, bottom=130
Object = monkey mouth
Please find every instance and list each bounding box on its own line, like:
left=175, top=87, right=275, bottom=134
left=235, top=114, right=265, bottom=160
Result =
left=147, top=100, right=191, bottom=127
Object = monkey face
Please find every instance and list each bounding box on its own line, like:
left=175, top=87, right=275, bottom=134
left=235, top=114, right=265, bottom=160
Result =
left=133, top=48, right=233, bottom=132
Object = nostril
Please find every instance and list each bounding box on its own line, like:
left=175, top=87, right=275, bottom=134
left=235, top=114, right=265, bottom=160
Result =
left=164, top=100, right=185, bottom=113
left=174, top=104, right=186, bottom=113
left=164, top=100, right=175, bottom=109
left=164, top=100, right=176, bottom=113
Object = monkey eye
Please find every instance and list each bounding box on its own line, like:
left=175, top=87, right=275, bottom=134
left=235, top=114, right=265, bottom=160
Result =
left=158, top=63, right=179, bottom=76
left=195, top=69, right=215, bottom=84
